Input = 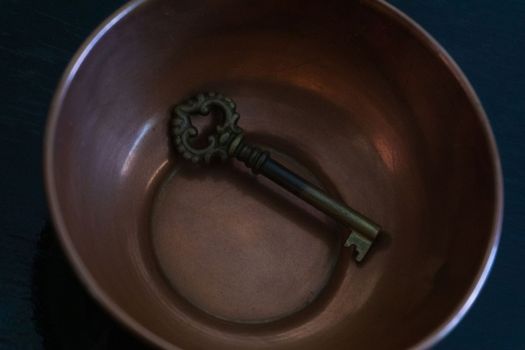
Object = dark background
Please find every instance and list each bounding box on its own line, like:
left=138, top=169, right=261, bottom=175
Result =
left=1, top=0, right=523, bottom=348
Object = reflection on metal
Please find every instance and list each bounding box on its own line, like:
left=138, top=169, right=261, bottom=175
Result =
left=120, top=118, right=156, bottom=176
left=171, top=92, right=381, bottom=262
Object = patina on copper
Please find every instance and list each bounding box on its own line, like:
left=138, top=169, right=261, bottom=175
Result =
left=171, top=92, right=381, bottom=262
left=44, top=0, right=503, bottom=349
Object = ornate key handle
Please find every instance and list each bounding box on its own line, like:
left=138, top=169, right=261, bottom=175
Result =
left=171, top=92, right=381, bottom=262
left=171, top=92, right=243, bottom=163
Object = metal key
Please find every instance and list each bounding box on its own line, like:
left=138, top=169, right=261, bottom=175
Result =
left=170, top=92, right=381, bottom=262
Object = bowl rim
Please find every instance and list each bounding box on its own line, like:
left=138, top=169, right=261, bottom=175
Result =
left=43, top=0, right=503, bottom=349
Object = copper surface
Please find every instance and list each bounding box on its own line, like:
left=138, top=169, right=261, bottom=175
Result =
left=44, top=0, right=503, bottom=349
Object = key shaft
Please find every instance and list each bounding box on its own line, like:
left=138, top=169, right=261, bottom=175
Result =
left=233, top=139, right=380, bottom=261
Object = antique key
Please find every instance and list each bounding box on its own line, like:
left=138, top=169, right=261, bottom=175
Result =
left=170, top=92, right=381, bottom=262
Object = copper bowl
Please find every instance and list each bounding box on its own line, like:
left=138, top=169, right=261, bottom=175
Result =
left=44, top=0, right=502, bottom=349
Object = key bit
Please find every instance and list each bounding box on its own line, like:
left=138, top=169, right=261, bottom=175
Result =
left=170, top=92, right=381, bottom=262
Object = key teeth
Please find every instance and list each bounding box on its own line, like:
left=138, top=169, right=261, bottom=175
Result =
left=345, top=231, right=373, bottom=262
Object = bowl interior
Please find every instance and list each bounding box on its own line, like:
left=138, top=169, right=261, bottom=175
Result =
left=46, top=0, right=500, bottom=349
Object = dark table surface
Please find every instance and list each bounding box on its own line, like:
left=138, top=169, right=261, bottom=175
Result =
left=1, top=0, right=524, bottom=348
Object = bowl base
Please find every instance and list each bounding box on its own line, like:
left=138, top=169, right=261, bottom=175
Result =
left=150, top=148, right=341, bottom=324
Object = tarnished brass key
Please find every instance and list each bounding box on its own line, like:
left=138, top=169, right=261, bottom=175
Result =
left=170, top=92, right=381, bottom=262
